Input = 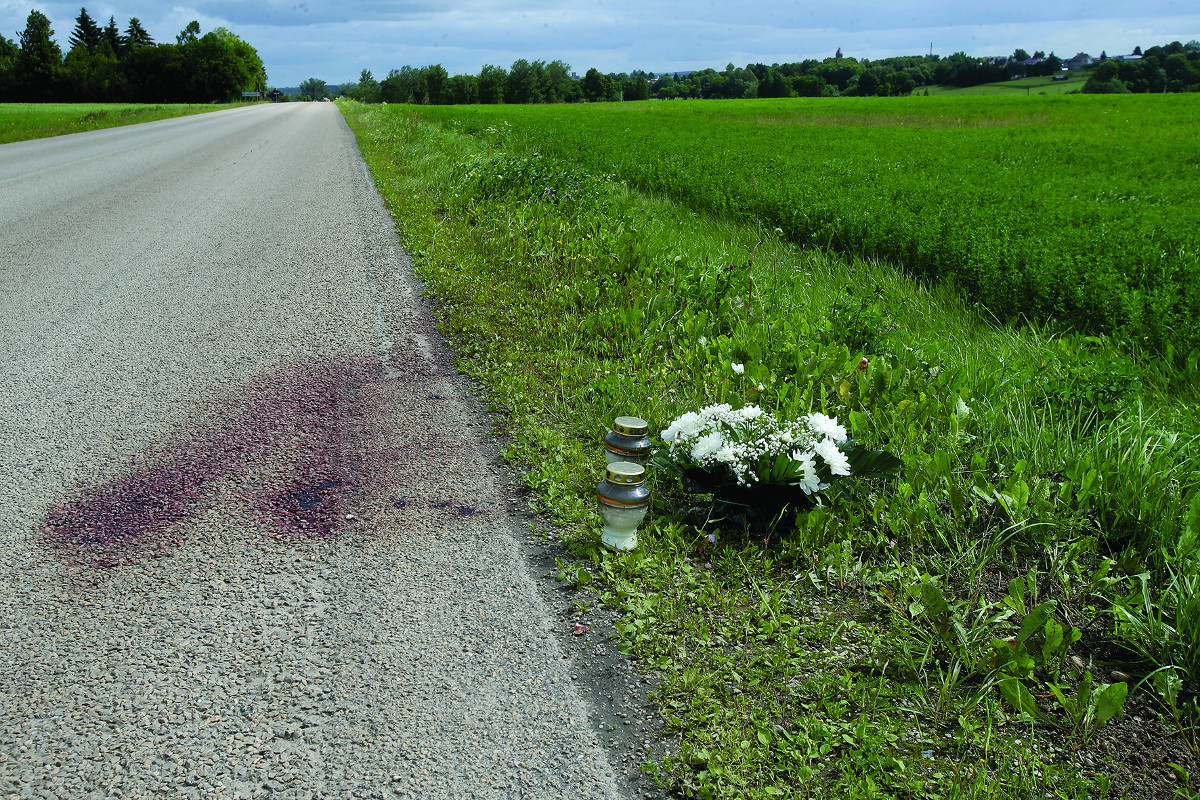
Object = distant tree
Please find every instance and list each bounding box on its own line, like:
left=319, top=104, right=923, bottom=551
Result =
left=122, top=42, right=183, bottom=101
left=1012, top=48, right=1031, bottom=62
left=103, top=16, right=121, bottom=53
left=351, top=68, right=380, bottom=103
left=124, top=18, right=153, bottom=49
left=1133, top=45, right=1143, bottom=55
left=0, top=34, right=18, bottom=100
left=856, top=68, right=880, bottom=96
left=183, top=28, right=265, bottom=101
left=1033, top=50, right=1045, bottom=59
left=721, top=66, right=758, bottom=98
left=757, top=67, right=792, bottom=98
left=506, top=58, right=543, bottom=103
left=176, top=20, right=200, bottom=46
left=540, top=59, right=573, bottom=103
left=378, top=65, right=426, bottom=102
left=16, top=10, right=62, bottom=101
left=1164, top=52, right=1198, bottom=90
left=69, top=8, right=102, bottom=54
left=424, top=64, right=448, bottom=103
left=653, top=73, right=677, bottom=99
left=478, top=64, right=506, bottom=103
left=1099, top=50, right=1108, bottom=60
left=61, top=37, right=122, bottom=100
left=446, top=73, right=478, bottom=104
left=581, top=67, right=616, bottom=102
left=1082, top=59, right=1128, bottom=93
left=816, top=57, right=862, bottom=91
left=623, top=73, right=650, bottom=100
left=378, top=68, right=402, bottom=102
left=791, top=73, right=829, bottom=96
left=890, top=69, right=916, bottom=95
left=299, top=77, right=330, bottom=101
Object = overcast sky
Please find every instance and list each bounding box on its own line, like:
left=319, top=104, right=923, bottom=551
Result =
left=3, top=1, right=1198, bottom=87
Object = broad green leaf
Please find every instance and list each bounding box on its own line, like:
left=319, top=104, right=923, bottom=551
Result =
left=1092, top=682, right=1128, bottom=728
left=997, top=678, right=1053, bottom=724
left=1016, top=601, right=1056, bottom=645
left=1005, top=577, right=1026, bottom=615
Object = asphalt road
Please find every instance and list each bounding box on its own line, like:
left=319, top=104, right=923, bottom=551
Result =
left=0, top=103, right=629, bottom=799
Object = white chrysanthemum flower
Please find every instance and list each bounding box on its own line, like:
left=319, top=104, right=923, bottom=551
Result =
left=662, top=411, right=700, bottom=443
left=814, top=437, right=851, bottom=476
left=690, top=432, right=724, bottom=462
left=807, top=413, right=848, bottom=443
left=731, top=362, right=745, bottom=375
left=792, top=451, right=823, bottom=494
left=737, top=405, right=764, bottom=421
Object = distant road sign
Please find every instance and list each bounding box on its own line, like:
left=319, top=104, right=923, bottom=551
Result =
left=242, top=91, right=262, bottom=98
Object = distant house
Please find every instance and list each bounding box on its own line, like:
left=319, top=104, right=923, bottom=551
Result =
left=1113, top=53, right=1142, bottom=62
left=1065, top=52, right=1094, bottom=70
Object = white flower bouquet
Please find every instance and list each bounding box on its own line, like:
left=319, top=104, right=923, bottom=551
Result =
left=656, top=404, right=901, bottom=527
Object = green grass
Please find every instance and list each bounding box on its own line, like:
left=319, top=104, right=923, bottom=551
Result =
left=0, top=102, right=246, bottom=144
left=924, top=75, right=1088, bottom=96
left=412, top=94, right=1200, bottom=364
left=343, top=98, right=1200, bottom=799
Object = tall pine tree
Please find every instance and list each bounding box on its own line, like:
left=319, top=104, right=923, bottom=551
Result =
left=103, top=16, right=121, bottom=53
left=124, top=18, right=154, bottom=49
left=68, top=7, right=102, bottom=54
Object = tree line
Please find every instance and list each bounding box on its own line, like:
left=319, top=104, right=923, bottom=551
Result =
left=1081, top=43, right=1200, bottom=93
left=0, top=8, right=265, bottom=102
left=327, top=40, right=1200, bottom=105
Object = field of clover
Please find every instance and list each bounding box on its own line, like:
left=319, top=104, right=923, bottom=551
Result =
left=416, top=93, right=1200, bottom=366
left=342, top=97, right=1200, bottom=800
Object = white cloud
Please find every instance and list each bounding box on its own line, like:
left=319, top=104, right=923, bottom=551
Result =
left=3, top=1, right=1197, bottom=86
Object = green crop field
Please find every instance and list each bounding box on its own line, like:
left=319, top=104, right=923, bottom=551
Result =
left=925, top=74, right=1088, bottom=95
left=415, top=94, right=1200, bottom=362
left=0, top=102, right=244, bottom=144
left=344, top=95, right=1200, bottom=799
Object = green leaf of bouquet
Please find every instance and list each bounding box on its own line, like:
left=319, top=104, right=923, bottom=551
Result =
left=841, top=442, right=903, bottom=479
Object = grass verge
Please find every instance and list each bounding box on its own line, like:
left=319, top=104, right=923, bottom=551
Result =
left=0, top=102, right=247, bottom=144
left=341, top=99, right=1200, bottom=800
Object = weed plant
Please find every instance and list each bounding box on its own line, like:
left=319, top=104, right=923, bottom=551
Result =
left=342, top=99, right=1200, bottom=799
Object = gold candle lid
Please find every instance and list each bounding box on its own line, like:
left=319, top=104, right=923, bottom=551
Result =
left=604, top=462, right=646, bottom=485
left=613, top=416, right=649, bottom=436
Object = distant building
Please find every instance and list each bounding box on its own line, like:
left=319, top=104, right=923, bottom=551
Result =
left=1113, top=53, right=1142, bottom=62
left=1065, top=52, right=1094, bottom=70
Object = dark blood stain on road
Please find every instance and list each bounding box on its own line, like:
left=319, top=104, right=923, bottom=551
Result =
left=42, top=359, right=376, bottom=569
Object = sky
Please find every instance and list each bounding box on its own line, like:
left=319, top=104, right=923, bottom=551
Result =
left=3, top=0, right=1199, bottom=88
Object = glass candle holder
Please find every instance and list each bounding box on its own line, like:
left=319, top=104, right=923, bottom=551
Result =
left=596, top=461, right=650, bottom=551
left=603, top=416, right=652, bottom=465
